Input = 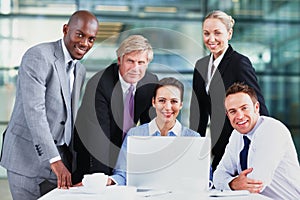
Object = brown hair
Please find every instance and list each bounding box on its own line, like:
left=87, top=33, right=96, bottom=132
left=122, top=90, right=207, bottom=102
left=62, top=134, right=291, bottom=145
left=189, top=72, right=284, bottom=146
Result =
left=154, top=77, right=184, bottom=101
left=226, top=82, right=258, bottom=104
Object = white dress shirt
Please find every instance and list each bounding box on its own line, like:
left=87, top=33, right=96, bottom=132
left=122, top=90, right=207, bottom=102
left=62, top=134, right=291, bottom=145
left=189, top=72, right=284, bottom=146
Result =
left=118, top=72, right=137, bottom=102
left=213, top=116, right=300, bottom=199
left=205, top=47, right=227, bottom=93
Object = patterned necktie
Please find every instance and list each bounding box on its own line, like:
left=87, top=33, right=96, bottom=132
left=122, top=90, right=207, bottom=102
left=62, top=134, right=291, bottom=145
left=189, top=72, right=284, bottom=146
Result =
left=210, top=63, right=215, bottom=78
left=240, top=136, right=251, bottom=170
left=64, top=61, right=75, bottom=145
left=67, top=61, right=75, bottom=93
left=123, top=84, right=135, bottom=140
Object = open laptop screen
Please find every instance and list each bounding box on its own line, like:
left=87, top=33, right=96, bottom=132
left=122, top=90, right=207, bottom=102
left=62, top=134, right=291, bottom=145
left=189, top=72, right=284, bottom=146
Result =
left=127, top=136, right=211, bottom=193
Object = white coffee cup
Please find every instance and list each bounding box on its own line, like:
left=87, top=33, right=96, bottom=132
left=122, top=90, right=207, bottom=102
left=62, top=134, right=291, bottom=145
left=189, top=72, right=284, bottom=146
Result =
left=82, top=173, right=108, bottom=193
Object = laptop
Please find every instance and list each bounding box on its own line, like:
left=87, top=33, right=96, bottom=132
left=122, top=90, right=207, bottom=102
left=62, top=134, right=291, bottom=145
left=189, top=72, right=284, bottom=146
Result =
left=127, top=136, right=211, bottom=194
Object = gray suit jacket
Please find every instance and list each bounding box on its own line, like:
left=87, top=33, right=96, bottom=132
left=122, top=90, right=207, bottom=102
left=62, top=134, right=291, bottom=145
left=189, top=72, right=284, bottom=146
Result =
left=0, top=40, right=85, bottom=177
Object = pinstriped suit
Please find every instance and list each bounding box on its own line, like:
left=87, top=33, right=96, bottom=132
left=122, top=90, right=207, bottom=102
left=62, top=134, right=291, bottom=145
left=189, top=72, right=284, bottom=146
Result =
left=0, top=40, right=85, bottom=197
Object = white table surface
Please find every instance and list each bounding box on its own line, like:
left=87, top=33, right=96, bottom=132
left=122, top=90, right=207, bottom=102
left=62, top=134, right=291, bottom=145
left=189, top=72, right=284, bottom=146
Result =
left=38, top=186, right=272, bottom=200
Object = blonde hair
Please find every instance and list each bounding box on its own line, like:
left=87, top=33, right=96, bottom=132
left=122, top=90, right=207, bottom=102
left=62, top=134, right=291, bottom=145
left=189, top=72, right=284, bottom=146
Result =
left=204, top=10, right=235, bottom=31
left=116, top=35, right=153, bottom=63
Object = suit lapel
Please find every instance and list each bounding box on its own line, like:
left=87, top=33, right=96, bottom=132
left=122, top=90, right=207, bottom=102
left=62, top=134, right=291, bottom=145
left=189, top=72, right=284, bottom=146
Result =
left=134, top=73, right=155, bottom=122
left=210, top=46, right=233, bottom=90
left=216, top=45, right=234, bottom=77
left=72, top=62, right=85, bottom=120
left=200, top=56, right=210, bottom=84
left=110, top=66, right=123, bottom=127
left=53, top=41, right=70, bottom=108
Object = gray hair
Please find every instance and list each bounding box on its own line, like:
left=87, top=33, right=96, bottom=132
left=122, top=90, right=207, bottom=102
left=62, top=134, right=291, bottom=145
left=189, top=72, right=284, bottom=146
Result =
left=116, top=35, right=153, bottom=63
left=204, top=10, right=235, bottom=31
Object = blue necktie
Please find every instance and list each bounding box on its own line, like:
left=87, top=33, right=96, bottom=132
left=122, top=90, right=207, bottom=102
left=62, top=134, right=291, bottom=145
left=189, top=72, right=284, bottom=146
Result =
left=240, top=136, right=251, bottom=170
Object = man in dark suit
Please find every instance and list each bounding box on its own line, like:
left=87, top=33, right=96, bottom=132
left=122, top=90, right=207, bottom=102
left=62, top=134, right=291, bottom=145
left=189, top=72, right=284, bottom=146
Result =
left=190, top=10, right=269, bottom=172
left=0, top=10, right=99, bottom=200
left=73, top=35, right=158, bottom=183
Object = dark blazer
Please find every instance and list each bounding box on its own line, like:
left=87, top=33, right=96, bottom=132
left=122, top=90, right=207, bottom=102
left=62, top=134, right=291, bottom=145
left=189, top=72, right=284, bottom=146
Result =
left=73, top=63, right=158, bottom=183
left=190, top=45, right=269, bottom=171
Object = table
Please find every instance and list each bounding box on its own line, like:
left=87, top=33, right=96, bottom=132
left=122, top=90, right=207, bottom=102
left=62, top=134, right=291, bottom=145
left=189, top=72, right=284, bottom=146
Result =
left=38, top=186, right=272, bottom=200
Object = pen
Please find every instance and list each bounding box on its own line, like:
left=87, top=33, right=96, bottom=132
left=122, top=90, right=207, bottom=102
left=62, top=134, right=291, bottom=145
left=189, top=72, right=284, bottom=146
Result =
left=144, top=190, right=172, bottom=197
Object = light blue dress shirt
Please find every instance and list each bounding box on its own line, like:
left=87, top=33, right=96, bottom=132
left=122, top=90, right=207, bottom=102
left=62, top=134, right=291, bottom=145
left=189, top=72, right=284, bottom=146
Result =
left=110, top=118, right=200, bottom=185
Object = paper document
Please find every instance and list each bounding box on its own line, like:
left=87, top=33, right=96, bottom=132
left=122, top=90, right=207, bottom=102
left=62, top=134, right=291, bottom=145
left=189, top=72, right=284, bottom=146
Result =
left=209, top=189, right=250, bottom=197
left=137, top=188, right=172, bottom=197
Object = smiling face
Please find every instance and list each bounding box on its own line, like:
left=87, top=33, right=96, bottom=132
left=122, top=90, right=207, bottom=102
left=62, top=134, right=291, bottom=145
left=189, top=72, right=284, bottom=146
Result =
left=118, top=50, right=149, bottom=84
left=202, top=18, right=232, bottom=59
left=63, top=12, right=99, bottom=60
left=225, top=92, right=260, bottom=134
left=152, top=85, right=183, bottom=127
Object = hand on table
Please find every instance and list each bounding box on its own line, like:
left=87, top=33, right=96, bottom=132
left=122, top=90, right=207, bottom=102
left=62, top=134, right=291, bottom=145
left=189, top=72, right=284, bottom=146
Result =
left=229, top=168, right=263, bottom=193
left=50, top=160, right=72, bottom=189
left=106, top=177, right=115, bottom=186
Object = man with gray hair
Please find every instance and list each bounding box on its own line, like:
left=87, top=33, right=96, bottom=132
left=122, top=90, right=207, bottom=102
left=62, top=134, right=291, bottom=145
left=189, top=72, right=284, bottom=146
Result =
left=72, top=35, right=158, bottom=184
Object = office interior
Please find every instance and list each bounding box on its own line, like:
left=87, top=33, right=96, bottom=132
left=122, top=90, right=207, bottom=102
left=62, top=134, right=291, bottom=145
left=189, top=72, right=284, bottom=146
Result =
left=0, top=0, right=299, bottom=179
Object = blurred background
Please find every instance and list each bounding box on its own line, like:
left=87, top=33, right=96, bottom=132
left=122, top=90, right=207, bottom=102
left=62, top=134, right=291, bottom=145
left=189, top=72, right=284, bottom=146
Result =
left=0, top=0, right=299, bottom=182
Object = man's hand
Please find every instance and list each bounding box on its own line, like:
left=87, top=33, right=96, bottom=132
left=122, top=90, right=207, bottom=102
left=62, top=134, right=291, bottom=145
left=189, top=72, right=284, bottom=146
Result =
left=50, top=160, right=72, bottom=189
left=229, top=168, right=263, bottom=193
left=106, top=177, right=116, bottom=186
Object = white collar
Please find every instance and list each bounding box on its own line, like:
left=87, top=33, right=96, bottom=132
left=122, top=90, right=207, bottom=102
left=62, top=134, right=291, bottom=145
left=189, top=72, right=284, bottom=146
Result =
left=209, top=45, right=228, bottom=68
left=149, top=118, right=182, bottom=136
left=118, top=71, right=137, bottom=95
left=243, top=116, right=264, bottom=140
left=61, top=39, right=78, bottom=65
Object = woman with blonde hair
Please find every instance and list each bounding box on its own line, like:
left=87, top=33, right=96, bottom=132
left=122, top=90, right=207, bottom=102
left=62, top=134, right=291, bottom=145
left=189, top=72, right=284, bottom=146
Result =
left=190, top=10, right=269, bottom=172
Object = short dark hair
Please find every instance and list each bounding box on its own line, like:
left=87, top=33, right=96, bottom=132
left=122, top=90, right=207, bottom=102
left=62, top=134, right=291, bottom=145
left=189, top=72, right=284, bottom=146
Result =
left=226, top=82, right=258, bottom=104
left=154, top=77, right=184, bottom=101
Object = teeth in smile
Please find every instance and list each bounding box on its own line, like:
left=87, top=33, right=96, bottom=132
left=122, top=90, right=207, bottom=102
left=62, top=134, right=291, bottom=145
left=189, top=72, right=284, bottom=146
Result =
left=237, top=120, right=247, bottom=125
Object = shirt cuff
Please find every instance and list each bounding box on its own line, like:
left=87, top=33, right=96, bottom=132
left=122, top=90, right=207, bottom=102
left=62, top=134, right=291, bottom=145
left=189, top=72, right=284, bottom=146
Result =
left=49, top=156, right=61, bottom=164
left=226, top=176, right=237, bottom=190
left=110, top=174, right=126, bottom=185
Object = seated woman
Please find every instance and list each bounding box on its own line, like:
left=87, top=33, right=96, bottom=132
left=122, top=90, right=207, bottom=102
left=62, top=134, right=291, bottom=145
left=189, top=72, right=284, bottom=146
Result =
left=107, top=77, right=200, bottom=185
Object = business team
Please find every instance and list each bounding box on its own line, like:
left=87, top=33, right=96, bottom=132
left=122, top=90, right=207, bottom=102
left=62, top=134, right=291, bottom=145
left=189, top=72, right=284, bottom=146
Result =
left=1, top=9, right=299, bottom=200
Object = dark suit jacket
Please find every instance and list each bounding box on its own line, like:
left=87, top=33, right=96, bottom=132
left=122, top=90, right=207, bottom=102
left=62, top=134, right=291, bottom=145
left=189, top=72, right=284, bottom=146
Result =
left=73, top=63, right=158, bottom=183
left=190, top=45, right=269, bottom=171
